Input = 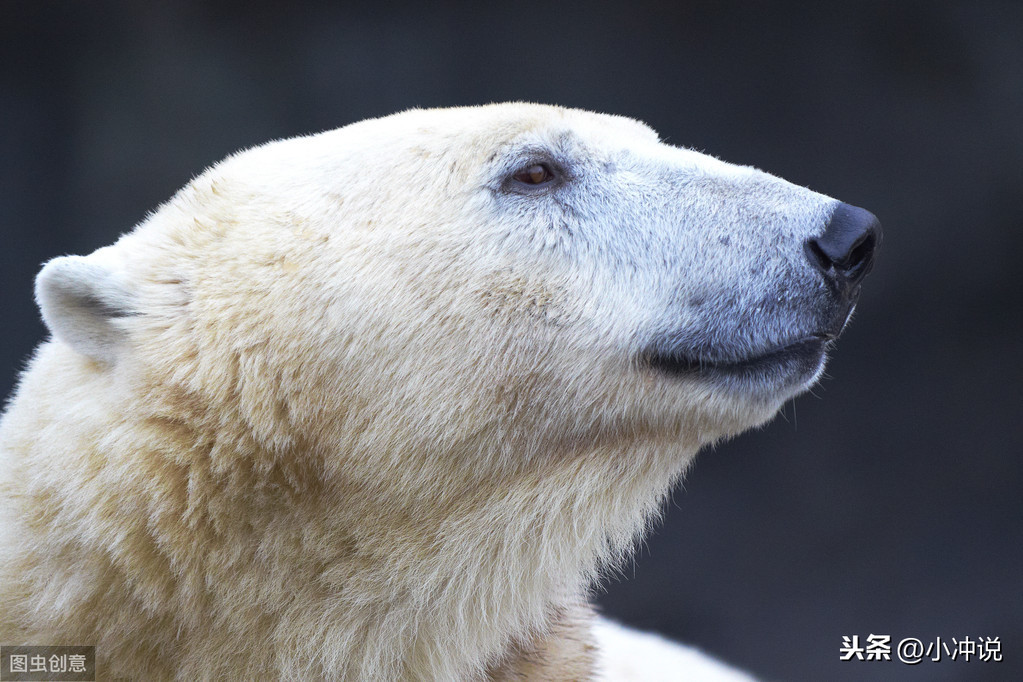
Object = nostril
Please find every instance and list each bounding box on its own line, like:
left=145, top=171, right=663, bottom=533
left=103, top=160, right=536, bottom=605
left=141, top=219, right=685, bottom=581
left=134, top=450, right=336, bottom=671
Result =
left=803, top=239, right=830, bottom=273
left=842, top=231, right=877, bottom=277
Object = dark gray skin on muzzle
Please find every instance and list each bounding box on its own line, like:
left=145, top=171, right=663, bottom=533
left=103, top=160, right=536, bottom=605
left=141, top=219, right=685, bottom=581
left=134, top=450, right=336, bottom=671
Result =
left=645, top=192, right=880, bottom=395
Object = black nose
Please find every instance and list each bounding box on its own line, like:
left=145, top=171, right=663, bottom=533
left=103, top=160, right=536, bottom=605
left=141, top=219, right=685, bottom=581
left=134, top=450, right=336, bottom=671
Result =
left=804, top=202, right=881, bottom=290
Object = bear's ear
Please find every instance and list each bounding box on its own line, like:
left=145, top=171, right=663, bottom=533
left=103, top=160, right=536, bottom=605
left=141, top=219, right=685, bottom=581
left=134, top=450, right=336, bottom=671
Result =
left=35, top=254, right=135, bottom=364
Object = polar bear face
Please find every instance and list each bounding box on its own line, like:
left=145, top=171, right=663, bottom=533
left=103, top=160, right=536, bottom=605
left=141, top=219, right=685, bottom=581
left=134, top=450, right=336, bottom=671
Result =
left=35, top=103, right=876, bottom=484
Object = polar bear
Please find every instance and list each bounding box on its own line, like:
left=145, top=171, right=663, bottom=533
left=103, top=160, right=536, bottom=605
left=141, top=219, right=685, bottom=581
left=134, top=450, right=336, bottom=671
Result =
left=0, top=103, right=879, bottom=680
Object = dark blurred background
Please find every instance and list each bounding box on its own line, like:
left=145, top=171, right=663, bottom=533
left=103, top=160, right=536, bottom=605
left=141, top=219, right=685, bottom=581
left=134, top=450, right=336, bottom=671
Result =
left=2, top=1, right=1020, bottom=680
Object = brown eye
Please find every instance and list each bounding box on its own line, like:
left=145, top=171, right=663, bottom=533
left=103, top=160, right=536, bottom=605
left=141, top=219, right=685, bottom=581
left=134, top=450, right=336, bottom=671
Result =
left=513, top=164, right=553, bottom=185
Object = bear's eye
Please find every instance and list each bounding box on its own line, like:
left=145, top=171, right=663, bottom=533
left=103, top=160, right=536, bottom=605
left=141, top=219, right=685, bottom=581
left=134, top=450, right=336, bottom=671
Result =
left=512, top=164, right=554, bottom=185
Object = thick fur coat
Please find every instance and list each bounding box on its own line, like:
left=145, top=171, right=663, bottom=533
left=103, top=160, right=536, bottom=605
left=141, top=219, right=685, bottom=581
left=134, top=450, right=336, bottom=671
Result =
left=0, top=104, right=874, bottom=680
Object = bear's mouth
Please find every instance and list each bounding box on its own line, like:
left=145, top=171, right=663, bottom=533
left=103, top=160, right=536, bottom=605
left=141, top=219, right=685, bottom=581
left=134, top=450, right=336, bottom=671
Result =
left=645, top=336, right=830, bottom=388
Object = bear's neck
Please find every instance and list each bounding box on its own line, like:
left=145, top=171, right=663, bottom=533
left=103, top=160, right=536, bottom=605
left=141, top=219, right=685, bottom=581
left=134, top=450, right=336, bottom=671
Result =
left=212, top=441, right=686, bottom=679
left=4, top=353, right=691, bottom=679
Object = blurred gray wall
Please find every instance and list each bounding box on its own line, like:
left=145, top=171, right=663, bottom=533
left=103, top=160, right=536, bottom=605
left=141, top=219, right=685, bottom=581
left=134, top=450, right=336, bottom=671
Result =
left=2, top=2, right=1021, bottom=680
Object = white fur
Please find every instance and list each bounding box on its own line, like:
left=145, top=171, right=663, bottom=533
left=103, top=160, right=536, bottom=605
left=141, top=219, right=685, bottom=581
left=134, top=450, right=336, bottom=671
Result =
left=1, top=104, right=841, bottom=679
left=595, top=618, right=756, bottom=681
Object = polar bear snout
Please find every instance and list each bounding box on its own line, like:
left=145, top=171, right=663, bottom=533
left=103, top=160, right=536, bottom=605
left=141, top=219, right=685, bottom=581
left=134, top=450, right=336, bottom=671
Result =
left=804, top=202, right=881, bottom=298
left=640, top=198, right=880, bottom=400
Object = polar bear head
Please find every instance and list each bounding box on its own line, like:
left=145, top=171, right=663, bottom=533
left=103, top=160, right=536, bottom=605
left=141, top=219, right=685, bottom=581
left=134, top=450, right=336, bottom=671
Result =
left=12, top=103, right=879, bottom=679
left=35, top=104, right=878, bottom=477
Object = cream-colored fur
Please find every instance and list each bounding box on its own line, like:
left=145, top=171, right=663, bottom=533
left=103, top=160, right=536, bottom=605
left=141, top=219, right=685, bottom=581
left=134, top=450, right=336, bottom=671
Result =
left=594, top=619, right=755, bottom=681
left=0, top=104, right=844, bottom=679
